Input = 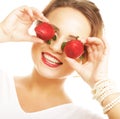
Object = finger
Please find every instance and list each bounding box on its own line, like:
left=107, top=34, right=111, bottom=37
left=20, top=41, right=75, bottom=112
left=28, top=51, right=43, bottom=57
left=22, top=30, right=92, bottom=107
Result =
left=92, top=44, right=104, bottom=60
left=19, top=6, right=49, bottom=22
left=19, top=6, right=33, bottom=16
left=101, top=37, right=109, bottom=55
left=86, top=37, right=105, bottom=48
left=31, top=36, right=44, bottom=43
left=87, top=42, right=105, bottom=62
left=91, top=44, right=97, bottom=51
left=22, top=34, right=44, bottom=43
left=87, top=46, right=94, bottom=61
left=30, top=7, right=49, bottom=22
left=24, top=6, right=33, bottom=18
left=65, top=57, right=82, bottom=71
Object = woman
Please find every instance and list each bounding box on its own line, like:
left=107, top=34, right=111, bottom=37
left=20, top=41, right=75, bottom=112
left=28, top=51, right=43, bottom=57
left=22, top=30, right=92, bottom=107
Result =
left=0, top=0, right=120, bottom=119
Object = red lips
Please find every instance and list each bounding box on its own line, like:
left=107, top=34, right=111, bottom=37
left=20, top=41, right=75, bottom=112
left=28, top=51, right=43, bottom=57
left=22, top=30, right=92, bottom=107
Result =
left=41, top=52, right=63, bottom=68
left=34, top=22, right=55, bottom=41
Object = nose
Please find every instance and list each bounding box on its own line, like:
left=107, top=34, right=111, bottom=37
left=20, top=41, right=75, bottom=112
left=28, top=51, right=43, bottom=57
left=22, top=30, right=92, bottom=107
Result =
left=49, top=36, right=64, bottom=54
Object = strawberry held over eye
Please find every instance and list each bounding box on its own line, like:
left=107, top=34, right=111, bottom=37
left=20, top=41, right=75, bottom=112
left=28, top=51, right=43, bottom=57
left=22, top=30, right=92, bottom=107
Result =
left=63, top=39, right=84, bottom=59
left=34, top=22, right=55, bottom=41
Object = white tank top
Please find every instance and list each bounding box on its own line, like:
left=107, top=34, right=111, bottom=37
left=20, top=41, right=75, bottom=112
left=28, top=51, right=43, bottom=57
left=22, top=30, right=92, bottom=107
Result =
left=0, top=70, right=107, bottom=119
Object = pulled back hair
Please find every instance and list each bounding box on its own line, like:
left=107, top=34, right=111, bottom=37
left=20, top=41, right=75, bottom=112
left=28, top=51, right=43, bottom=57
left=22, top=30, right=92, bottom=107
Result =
left=43, top=0, right=104, bottom=38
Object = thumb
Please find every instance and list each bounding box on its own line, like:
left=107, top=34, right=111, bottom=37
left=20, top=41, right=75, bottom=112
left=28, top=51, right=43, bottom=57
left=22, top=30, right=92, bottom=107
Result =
left=25, top=35, right=44, bottom=43
left=65, top=57, right=83, bottom=74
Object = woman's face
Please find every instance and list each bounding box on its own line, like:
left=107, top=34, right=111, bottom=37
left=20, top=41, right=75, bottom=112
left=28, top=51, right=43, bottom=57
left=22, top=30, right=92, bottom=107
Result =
left=32, top=7, right=91, bottom=79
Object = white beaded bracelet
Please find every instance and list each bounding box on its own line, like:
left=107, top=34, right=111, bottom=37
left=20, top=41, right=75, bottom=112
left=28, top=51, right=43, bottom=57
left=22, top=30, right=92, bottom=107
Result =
left=92, top=79, right=119, bottom=104
left=92, top=79, right=120, bottom=114
left=103, top=95, right=120, bottom=113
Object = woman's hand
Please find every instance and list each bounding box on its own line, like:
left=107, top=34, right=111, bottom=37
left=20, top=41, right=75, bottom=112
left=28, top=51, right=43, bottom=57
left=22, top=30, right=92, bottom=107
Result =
left=65, top=37, right=108, bottom=88
left=0, top=6, right=48, bottom=42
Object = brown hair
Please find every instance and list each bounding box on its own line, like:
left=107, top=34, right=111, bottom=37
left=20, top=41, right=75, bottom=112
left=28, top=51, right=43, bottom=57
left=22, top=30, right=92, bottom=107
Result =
left=43, top=0, right=104, bottom=38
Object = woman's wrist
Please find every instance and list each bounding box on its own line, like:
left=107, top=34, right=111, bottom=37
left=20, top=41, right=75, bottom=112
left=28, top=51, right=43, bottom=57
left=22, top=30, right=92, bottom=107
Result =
left=102, top=93, right=120, bottom=111
left=92, top=79, right=120, bottom=114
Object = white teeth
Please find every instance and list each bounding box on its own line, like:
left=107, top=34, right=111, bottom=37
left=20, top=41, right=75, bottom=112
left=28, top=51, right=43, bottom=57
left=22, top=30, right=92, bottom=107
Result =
left=44, top=54, right=60, bottom=64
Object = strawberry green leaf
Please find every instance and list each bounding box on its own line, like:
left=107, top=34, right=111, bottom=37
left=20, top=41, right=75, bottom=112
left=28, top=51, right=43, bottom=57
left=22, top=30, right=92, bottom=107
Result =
left=79, top=55, right=84, bottom=60
left=76, top=36, right=79, bottom=39
left=46, top=40, right=51, bottom=44
left=61, top=42, right=67, bottom=50
left=52, top=35, right=57, bottom=41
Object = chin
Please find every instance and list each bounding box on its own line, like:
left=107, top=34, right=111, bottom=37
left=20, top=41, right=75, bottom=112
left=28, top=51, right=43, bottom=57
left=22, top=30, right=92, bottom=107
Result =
left=34, top=62, right=73, bottom=80
left=36, top=69, right=69, bottom=80
left=41, top=72, right=67, bottom=80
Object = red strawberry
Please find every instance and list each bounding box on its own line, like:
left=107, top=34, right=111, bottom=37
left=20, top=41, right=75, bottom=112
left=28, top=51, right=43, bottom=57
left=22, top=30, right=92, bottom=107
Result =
left=64, top=39, right=84, bottom=59
left=34, top=22, right=55, bottom=41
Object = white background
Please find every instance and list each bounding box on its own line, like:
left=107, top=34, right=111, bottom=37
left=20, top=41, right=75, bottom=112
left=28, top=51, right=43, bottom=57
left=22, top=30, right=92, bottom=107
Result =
left=0, top=0, right=120, bottom=115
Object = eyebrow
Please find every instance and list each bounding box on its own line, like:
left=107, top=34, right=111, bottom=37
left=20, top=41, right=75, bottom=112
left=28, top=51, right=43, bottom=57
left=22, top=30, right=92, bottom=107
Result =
left=69, top=35, right=79, bottom=39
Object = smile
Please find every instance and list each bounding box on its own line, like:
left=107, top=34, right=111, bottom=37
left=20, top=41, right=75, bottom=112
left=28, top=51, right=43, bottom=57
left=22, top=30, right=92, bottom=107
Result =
left=41, top=52, right=63, bottom=68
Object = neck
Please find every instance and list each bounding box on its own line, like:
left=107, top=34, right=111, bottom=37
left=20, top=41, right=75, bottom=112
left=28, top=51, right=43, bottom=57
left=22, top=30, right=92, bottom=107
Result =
left=15, top=68, right=71, bottom=107
left=28, top=68, right=65, bottom=92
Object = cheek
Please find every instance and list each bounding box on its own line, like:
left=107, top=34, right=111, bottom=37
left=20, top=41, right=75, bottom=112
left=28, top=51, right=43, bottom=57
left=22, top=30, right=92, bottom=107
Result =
left=31, top=43, right=41, bottom=52
left=31, top=43, right=45, bottom=55
left=31, top=44, right=37, bottom=63
left=31, top=43, right=42, bottom=65
left=62, top=60, right=75, bottom=74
